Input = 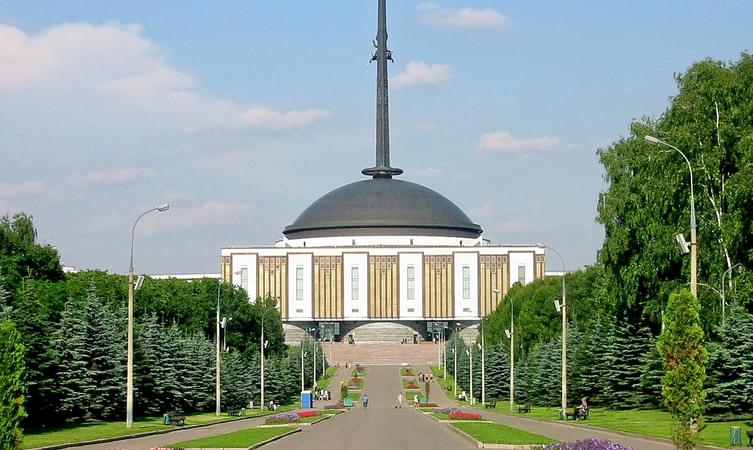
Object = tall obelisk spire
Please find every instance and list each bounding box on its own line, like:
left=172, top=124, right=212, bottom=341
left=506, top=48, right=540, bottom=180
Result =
left=362, top=0, right=403, bottom=179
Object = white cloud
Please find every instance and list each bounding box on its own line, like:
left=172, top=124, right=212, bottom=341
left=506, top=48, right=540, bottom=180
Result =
left=69, top=167, right=157, bottom=186
left=0, top=181, right=44, bottom=197
left=140, top=201, right=252, bottom=235
left=478, top=131, right=560, bottom=153
left=0, top=22, right=329, bottom=131
left=392, top=61, right=453, bottom=89
left=414, top=167, right=444, bottom=178
left=418, top=3, right=509, bottom=29
left=238, top=106, right=331, bottom=130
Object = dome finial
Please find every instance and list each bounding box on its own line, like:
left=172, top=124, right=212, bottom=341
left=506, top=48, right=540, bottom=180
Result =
left=362, top=0, right=403, bottom=179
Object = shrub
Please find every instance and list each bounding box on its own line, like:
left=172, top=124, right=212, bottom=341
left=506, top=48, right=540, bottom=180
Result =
left=538, top=438, right=633, bottom=450
left=0, top=320, right=26, bottom=450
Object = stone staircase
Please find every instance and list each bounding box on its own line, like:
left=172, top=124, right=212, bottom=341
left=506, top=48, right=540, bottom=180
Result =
left=323, top=341, right=442, bottom=366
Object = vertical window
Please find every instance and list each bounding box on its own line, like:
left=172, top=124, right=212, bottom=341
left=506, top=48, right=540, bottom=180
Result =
left=296, top=266, right=304, bottom=301
left=351, top=266, right=359, bottom=301
left=240, top=266, right=248, bottom=292
left=518, top=265, right=526, bottom=284
left=462, top=266, right=470, bottom=299
left=407, top=265, right=415, bottom=300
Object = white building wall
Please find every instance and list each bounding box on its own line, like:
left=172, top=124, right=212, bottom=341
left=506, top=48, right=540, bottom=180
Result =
left=508, top=251, right=535, bottom=287
left=399, top=253, right=423, bottom=319
left=287, top=254, right=312, bottom=320
left=231, top=254, right=257, bottom=301
left=343, top=253, right=368, bottom=320
left=453, top=252, right=478, bottom=318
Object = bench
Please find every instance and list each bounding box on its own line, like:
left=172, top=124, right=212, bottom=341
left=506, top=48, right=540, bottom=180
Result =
left=565, top=406, right=589, bottom=420
left=228, top=407, right=245, bottom=416
left=517, top=403, right=531, bottom=413
left=746, top=429, right=753, bottom=446
left=485, top=400, right=497, bottom=409
left=170, top=414, right=186, bottom=426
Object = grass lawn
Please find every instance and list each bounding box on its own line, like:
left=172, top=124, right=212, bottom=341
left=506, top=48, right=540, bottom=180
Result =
left=345, top=392, right=361, bottom=402
left=402, top=378, right=422, bottom=389
left=22, top=412, right=250, bottom=449
left=451, top=422, right=556, bottom=445
left=487, top=405, right=753, bottom=449
left=429, top=365, right=455, bottom=394
left=350, top=368, right=367, bottom=378
left=317, top=366, right=338, bottom=390
left=169, top=426, right=296, bottom=448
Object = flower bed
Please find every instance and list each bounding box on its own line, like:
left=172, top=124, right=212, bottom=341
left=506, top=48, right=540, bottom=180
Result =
left=405, top=383, right=419, bottom=389
left=433, top=408, right=482, bottom=421
left=296, top=410, right=321, bottom=418
left=539, top=439, right=633, bottom=450
left=449, top=411, right=481, bottom=420
left=417, top=402, right=438, bottom=407
left=400, top=367, right=415, bottom=376
left=323, top=402, right=345, bottom=409
left=265, top=412, right=300, bottom=425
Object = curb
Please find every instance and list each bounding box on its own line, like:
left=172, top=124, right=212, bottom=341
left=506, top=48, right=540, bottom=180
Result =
left=248, top=427, right=301, bottom=449
left=31, top=412, right=277, bottom=450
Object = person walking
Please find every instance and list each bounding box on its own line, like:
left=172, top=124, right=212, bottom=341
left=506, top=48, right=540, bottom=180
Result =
left=362, top=394, right=369, bottom=408
left=396, top=392, right=402, bottom=408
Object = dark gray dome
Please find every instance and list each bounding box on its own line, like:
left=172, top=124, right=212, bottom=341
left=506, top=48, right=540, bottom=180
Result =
left=283, top=178, right=482, bottom=239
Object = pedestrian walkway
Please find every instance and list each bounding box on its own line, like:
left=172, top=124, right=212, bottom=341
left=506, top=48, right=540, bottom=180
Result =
left=264, top=365, right=475, bottom=450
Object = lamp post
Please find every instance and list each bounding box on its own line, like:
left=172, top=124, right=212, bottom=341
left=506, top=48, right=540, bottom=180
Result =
left=313, top=344, right=317, bottom=390
left=442, top=325, right=448, bottom=379
left=645, top=135, right=697, bottom=298
left=260, top=312, right=268, bottom=410
left=497, top=288, right=514, bottom=411
left=452, top=346, right=457, bottom=398
left=466, top=348, right=473, bottom=405
left=215, top=280, right=221, bottom=416
left=480, top=321, right=485, bottom=406
left=127, top=203, right=169, bottom=428
left=301, top=349, right=308, bottom=392
left=540, top=243, right=566, bottom=415
left=721, top=263, right=742, bottom=324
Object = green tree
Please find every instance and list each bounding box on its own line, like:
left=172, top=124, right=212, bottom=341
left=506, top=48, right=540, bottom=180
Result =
left=598, top=53, right=753, bottom=323
left=0, top=319, right=27, bottom=449
left=50, top=297, right=91, bottom=421
left=705, top=306, right=753, bottom=415
left=658, top=290, right=707, bottom=450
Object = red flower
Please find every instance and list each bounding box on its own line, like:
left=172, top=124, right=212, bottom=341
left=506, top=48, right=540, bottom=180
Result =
left=448, top=411, right=481, bottom=420
left=297, top=410, right=321, bottom=418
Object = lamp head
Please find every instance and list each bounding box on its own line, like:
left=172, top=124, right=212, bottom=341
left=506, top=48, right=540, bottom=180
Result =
left=554, top=299, right=562, bottom=313
left=644, top=135, right=661, bottom=145
left=505, top=329, right=511, bottom=339
left=492, top=288, right=500, bottom=294
left=157, top=203, right=170, bottom=212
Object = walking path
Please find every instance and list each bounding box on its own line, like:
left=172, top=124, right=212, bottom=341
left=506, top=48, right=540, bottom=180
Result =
left=264, top=365, right=476, bottom=450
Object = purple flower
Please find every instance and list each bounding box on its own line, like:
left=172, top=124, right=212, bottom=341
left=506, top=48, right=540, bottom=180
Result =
left=538, top=438, right=633, bottom=450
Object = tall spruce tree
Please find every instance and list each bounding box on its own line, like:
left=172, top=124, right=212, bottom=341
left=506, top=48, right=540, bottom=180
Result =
left=636, top=333, right=663, bottom=408
left=705, top=306, right=753, bottom=415
left=51, top=297, right=91, bottom=421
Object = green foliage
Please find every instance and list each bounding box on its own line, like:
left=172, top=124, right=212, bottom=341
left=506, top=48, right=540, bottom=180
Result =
left=222, top=351, right=253, bottom=410
left=0, top=319, right=27, bottom=449
left=705, top=306, right=753, bottom=415
left=658, top=290, right=707, bottom=450
left=0, top=213, right=64, bottom=293
left=597, top=53, right=753, bottom=322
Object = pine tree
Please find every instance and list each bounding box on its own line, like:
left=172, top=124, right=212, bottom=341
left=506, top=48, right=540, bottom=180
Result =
left=222, top=351, right=253, bottom=410
left=50, top=297, right=91, bottom=421
left=83, top=287, right=125, bottom=419
left=603, top=322, right=651, bottom=409
left=0, top=277, right=11, bottom=320
left=0, top=320, right=26, bottom=450
left=705, top=306, right=753, bottom=415
left=575, top=316, right=612, bottom=405
left=134, top=314, right=162, bottom=416
left=636, top=333, right=663, bottom=408
left=483, top=343, right=510, bottom=401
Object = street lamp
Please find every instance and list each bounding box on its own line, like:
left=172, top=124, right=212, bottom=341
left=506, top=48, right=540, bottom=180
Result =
left=301, top=349, right=308, bottom=392
left=127, top=203, right=169, bottom=428
left=480, top=321, right=485, bottom=406
left=495, top=288, right=514, bottom=410
left=539, top=243, right=566, bottom=415
left=465, top=349, right=472, bottom=404
left=721, top=263, right=742, bottom=324
left=215, top=280, right=222, bottom=416
left=645, top=135, right=697, bottom=298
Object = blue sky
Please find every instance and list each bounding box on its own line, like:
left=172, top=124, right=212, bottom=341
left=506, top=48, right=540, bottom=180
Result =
left=1, top=1, right=751, bottom=275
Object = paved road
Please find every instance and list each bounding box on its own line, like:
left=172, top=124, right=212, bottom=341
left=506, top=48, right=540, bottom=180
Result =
left=264, top=365, right=476, bottom=450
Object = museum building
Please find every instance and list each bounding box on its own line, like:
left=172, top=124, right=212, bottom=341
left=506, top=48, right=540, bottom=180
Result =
left=220, top=0, right=546, bottom=343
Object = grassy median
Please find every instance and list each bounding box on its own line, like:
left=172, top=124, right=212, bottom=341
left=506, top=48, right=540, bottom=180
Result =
left=451, top=422, right=556, bottom=445
left=169, top=426, right=296, bottom=448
